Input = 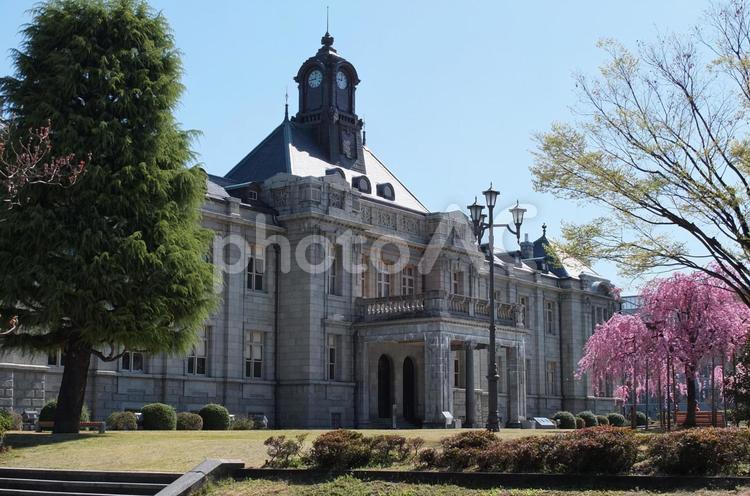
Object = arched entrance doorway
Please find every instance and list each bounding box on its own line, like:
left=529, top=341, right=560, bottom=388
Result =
left=377, top=355, right=392, bottom=418
left=403, top=357, right=416, bottom=422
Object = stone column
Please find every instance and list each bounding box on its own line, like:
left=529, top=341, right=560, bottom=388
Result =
left=424, top=333, right=451, bottom=426
left=507, top=344, right=527, bottom=426
left=464, top=341, right=476, bottom=428
left=356, top=338, right=370, bottom=427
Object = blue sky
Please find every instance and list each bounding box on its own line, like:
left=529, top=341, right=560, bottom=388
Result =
left=0, top=1, right=710, bottom=292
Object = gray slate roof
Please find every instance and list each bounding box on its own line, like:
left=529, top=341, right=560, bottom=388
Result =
left=222, top=120, right=428, bottom=213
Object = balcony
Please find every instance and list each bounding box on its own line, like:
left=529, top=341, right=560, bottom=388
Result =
left=355, top=290, right=519, bottom=327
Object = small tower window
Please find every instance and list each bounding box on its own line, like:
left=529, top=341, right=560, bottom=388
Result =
left=352, top=176, right=371, bottom=194
left=376, top=183, right=395, bottom=201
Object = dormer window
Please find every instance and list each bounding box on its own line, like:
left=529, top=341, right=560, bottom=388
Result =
left=326, top=168, right=345, bottom=179
left=247, top=190, right=258, bottom=201
left=352, top=176, right=371, bottom=194
left=376, top=183, right=395, bottom=201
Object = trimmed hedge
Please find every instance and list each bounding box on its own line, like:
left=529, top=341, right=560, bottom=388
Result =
left=198, top=404, right=230, bottom=430
left=547, top=426, right=639, bottom=474
left=575, top=416, right=585, bottom=429
left=607, top=413, right=626, bottom=427
left=176, top=412, right=203, bottom=430
left=308, top=430, right=372, bottom=470
left=106, top=411, right=137, bottom=430
left=552, top=411, right=576, bottom=429
left=141, top=403, right=176, bottom=430
left=595, top=415, right=610, bottom=426
left=477, top=435, right=556, bottom=473
left=38, top=400, right=89, bottom=424
left=634, top=411, right=648, bottom=426
left=231, top=417, right=254, bottom=430
left=437, top=430, right=498, bottom=470
left=646, top=428, right=750, bottom=475
left=577, top=411, right=598, bottom=427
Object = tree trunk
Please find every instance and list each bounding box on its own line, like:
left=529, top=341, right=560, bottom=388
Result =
left=684, top=367, right=698, bottom=428
left=52, top=338, right=91, bottom=434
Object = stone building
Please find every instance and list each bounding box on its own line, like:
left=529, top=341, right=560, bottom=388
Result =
left=0, top=32, right=618, bottom=428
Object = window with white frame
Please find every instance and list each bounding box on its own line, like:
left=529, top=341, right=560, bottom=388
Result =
left=452, top=270, right=464, bottom=295
left=519, top=296, right=529, bottom=328
left=245, top=331, right=263, bottom=379
left=246, top=245, right=265, bottom=291
left=47, top=350, right=64, bottom=367
left=401, top=265, right=415, bottom=296
left=186, top=327, right=208, bottom=375
left=376, top=261, right=391, bottom=298
left=546, top=361, right=558, bottom=395
left=121, top=351, right=144, bottom=372
left=545, top=301, right=556, bottom=334
left=327, top=334, right=337, bottom=380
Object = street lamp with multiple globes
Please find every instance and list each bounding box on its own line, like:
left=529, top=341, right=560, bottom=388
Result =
left=467, top=184, right=526, bottom=431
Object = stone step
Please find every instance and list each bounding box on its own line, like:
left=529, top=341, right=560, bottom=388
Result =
left=0, top=469, right=178, bottom=485
left=0, top=479, right=166, bottom=495
left=0, top=489, right=142, bottom=496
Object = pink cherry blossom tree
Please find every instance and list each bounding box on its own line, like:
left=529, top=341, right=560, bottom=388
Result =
left=578, top=269, right=750, bottom=428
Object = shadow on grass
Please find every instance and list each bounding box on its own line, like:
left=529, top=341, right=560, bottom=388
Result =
left=4, top=431, right=103, bottom=449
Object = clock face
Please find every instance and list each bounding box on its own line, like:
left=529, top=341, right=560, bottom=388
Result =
left=336, top=71, right=348, bottom=90
left=307, top=70, right=323, bottom=88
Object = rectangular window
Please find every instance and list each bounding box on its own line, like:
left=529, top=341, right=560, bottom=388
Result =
left=525, top=358, right=532, bottom=395
left=245, top=331, right=263, bottom=379
left=360, top=255, right=368, bottom=298
left=519, top=296, right=529, bottom=328
left=327, top=334, right=337, bottom=381
left=246, top=245, right=265, bottom=291
left=453, top=356, right=464, bottom=388
left=377, top=261, right=391, bottom=298
left=452, top=271, right=464, bottom=295
left=47, top=350, right=64, bottom=367
left=327, top=244, right=341, bottom=296
left=545, top=301, right=556, bottom=334
left=401, top=265, right=415, bottom=296
left=187, top=327, right=208, bottom=376
left=546, top=361, right=558, bottom=395
left=121, top=351, right=144, bottom=372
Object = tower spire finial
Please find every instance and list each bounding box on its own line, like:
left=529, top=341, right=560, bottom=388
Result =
left=321, top=6, right=334, bottom=46
left=542, top=223, right=547, bottom=236
left=284, top=87, right=289, bottom=121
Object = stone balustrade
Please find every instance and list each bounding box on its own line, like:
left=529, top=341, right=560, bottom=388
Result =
left=356, top=291, right=518, bottom=327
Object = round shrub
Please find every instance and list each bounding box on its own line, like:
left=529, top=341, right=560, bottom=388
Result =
left=634, top=411, right=648, bottom=426
left=231, top=417, right=254, bottom=430
left=577, top=411, right=598, bottom=427
left=0, top=409, right=20, bottom=431
left=106, top=411, right=137, bottom=430
left=369, top=434, right=409, bottom=466
left=575, top=416, right=585, bottom=429
left=176, top=412, right=203, bottom=431
left=553, top=411, right=576, bottom=429
left=38, top=400, right=89, bottom=424
left=646, top=428, right=750, bottom=475
left=596, top=415, right=610, bottom=426
left=417, top=448, right=440, bottom=468
left=547, top=426, right=639, bottom=474
left=198, top=404, right=230, bottom=430
left=607, top=413, right=626, bottom=427
left=308, top=429, right=372, bottom=470
left=141, top=403, right=176, bottom=430
left=477, top=435, right=556, bottom=473
left=439, top=430, right=498, bottom=470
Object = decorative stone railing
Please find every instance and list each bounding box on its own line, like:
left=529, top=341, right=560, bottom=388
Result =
left=356, top=291, right=518, bottom=327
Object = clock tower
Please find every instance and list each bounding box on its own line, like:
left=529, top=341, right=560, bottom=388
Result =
left=293, top=31, right=365, bottom=172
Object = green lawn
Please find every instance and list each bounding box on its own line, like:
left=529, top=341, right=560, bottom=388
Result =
left=0, top=429, right=553, bottom=473
left=203, top=475, right=744, bottom=496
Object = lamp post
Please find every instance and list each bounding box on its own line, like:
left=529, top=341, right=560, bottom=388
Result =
left=467, top=185, right=526, bottom=431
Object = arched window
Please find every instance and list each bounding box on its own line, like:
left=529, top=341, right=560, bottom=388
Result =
left=376, top=183, right=395, bottom=201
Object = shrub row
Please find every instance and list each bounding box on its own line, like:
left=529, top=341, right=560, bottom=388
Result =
left=108, top=403, right=244, bottom=431
left=645, top=428, right=750, bottom=475
left=264, top=430, right=425, bottom=470
left=420, top=427, right=639, bottom=474
left=553, top=411, right=631, bottom=429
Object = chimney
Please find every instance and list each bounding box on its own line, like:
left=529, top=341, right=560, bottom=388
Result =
left=520, top=233, right=533, bottom=260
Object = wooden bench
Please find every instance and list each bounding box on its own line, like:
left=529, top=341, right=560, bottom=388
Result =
left=675, top=411, right=725, bottom=427
left=36, top=421, right=106, bottom=433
